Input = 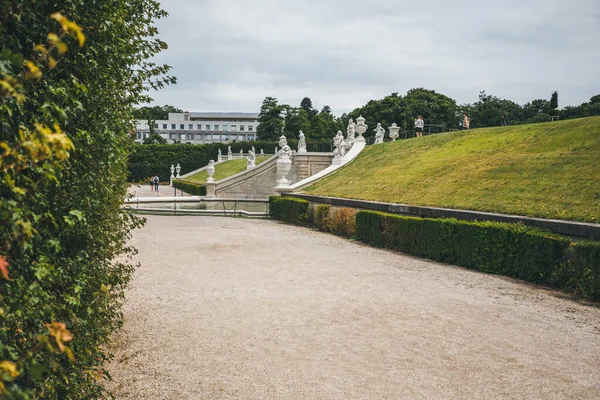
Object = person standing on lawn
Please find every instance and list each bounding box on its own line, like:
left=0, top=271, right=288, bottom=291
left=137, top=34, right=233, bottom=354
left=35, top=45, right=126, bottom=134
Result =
left=414, top=115, right=424, bottom=137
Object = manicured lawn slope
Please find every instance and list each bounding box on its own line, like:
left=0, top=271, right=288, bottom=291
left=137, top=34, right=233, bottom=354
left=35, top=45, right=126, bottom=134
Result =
left=185, top=156, right=270, bottom=184
left=304, top=117, right=600, bottom=223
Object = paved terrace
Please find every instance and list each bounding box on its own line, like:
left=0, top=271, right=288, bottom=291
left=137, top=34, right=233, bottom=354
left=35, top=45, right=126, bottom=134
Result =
left=106, top=216, right=600, bottom=399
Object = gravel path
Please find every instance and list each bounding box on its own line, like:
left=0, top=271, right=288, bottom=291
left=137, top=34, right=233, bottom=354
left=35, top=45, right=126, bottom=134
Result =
left=106, top=215, right=600, bottom=399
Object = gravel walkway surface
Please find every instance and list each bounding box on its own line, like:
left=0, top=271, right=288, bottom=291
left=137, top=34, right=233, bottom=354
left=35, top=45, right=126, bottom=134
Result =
left=106, top=215, right=600, bottom=399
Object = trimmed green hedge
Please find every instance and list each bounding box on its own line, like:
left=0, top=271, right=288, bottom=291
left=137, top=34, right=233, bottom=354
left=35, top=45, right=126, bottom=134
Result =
left=356, top=211, right=600, bottom=300
left=173, top=180, right=206, bottom=196
left=269, top=196, right=309, bottom=225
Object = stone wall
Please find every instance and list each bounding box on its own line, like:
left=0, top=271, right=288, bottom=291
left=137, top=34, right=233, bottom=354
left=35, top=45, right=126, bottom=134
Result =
left=214, top=153, right=333, bottom=199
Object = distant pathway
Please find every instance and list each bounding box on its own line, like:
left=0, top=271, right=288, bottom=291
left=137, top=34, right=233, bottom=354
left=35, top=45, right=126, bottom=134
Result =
left=106, top=216, right=600, bottom=399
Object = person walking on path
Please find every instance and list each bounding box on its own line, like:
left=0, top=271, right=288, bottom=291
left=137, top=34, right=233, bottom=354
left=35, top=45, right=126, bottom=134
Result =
left=414, top=115, right=424, bottom=137
left=153, top=175, right=159, bottom=192
left=501, top=114, right=508, bottom=126
left=463, top=113, right=470, bottom=130
left=150, top=176, right=154, bottom=192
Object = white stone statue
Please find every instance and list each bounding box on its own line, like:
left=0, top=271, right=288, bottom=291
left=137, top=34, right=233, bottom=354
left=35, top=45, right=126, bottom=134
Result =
left=239, top=148, right=243, bottom=156
left=251, top=146, right=256, bottom=154
left=277, top=135, right=293, bottom=159
left=246, top=149, right=256, bottom=169
left=276, top=135, right=293, bottom=188
left=347, top=118, right=356, bottom=142
left=373, top=123, right=385, bottom=144
left=217, top=149, right=222, bottom=157
left=298, top=130, right=307, bottom=153
left=333, top=130, right=346, bottom=157
left=227, top=146, right=232, bottom=155
left=274, top=146, right=278, bottom=154
left=260, top=149, right=264, bottom=155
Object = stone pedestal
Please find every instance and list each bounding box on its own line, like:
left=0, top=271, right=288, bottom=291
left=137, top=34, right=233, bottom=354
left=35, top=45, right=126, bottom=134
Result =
left=205, top=182, right=216, bottom=198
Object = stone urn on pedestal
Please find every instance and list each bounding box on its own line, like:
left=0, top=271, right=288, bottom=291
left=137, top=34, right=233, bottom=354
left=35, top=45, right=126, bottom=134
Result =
left=170, top=164, right=175, bottom=186
left=175, top=163, right=181, bottom=178
left=389, top=122, right=400, bottom=141
left=206, top=160, right=215, bottom=183
left=275, top=135, right=293, bottom=188
left=355, top=116, right=367, bottom=142
left=206, top=160, right=216, bottom=198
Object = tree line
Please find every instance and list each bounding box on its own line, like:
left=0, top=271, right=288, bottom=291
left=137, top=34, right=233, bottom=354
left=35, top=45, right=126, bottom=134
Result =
left=255, top=89, right=600, bottom=141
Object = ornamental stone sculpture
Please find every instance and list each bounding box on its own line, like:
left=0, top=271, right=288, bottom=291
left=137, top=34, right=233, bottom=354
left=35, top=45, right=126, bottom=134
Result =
left=298, top=130, right=307, bottom=153
left=347, top=118, right=356, bottom=143
left=170, top=164, right=175, bottom=186
left=333, top=130, right=346, bottom=157
left=373, top=123, right=385, bottom=144
left=239, top=148, right=243, bottom=156
left=217, top=148, right=222, bottom=162
left=175, top=163, right=181, bottom=178
left=276, top=135, right=293, bottom=187
left=355, top=116, right=367, bottom=141
left=206, top=160, right=215, bottom=183
left=388, top=122, right=400, bottom=141
left=260, top=149, right=264, bottom=155
left=246, top=149, right=256, bottom=169
left=227, top=146, right=232, bottom=155
left=251, top=146, right=256, bottom=154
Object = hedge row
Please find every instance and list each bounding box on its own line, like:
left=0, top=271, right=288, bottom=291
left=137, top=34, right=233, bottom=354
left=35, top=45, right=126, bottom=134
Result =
left=268, top=198, right=600, bottom=300
left=269, top=196, right=309, bottom=225
left=356, top=211, right=600, bottom=300
left=128, top=139, right=334, bottom=182
left=172, top=180, right=206, bottom=196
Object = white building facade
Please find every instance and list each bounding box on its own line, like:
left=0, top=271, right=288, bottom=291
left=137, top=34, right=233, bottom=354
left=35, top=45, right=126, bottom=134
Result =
left=135, top=112, right=260, bottom=144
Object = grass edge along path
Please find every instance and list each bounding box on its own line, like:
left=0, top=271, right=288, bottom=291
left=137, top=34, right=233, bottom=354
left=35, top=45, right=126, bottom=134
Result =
left=304, top=117, right=600, bottom=223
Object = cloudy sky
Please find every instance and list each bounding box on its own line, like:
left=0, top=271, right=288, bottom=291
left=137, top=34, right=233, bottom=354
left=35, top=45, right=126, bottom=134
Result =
left=147, top=0, right=600, bottom=115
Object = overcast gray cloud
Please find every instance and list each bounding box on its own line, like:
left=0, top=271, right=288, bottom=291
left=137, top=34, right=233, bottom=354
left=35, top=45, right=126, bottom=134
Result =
left=146, top=0, right=600, bottom=115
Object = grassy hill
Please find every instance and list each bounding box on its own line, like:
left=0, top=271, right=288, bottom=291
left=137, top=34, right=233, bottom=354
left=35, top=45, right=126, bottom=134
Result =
left=304, top=117, right=600, bottom=223
left=184, top=156, right=271, bottom=184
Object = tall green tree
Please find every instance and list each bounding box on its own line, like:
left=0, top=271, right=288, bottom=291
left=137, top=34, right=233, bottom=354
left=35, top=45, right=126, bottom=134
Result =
left=0, top=1, right=173, bottom=397
left=256, top=96, right=285, bottom=141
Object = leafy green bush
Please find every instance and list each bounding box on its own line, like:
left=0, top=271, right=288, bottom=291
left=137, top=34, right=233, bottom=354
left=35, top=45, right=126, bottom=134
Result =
left=354, top=211, right=600, bottom=298
left=554, top=242, right=600, bottom=301
left=1, top=2, right=169, bottom=398
left=269, top=196, right=309, bottom=225
left=314, top=204, right=332, bottom=232
left=173, top=180, right=206, bottom=196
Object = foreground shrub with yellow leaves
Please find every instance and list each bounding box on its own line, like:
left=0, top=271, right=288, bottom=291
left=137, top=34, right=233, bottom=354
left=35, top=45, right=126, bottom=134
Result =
left=0, top=1, right=173, bottom=397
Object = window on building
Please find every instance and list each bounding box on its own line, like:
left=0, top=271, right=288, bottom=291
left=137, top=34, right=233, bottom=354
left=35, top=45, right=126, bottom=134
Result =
left=189, top=124, right=193, bottom=130
left=136, top=132, right=141, bottom=139
left=154, top=123, right=159, bottom=129
left=248, top=135, right=254, bottom=141
left=184, top=114, right=189, bottom=121
left=214, top=124, right=219, bottom=131
left=179, top=133, right=184, bottom=140
left=163, top=124, right=167, bottom=129
left=248, top=125, right=253, bottom=131
left=187, top=133, right=193, bottom=140
left=222, top=125, right=228, bottom=131
left=197, top=124, right=202, bottom=130
left=240, top=125, right=245, bottom=131
left=195, top=133, right=202, bottom=140
left=205, top=124, right=210, bottom=131
left=171, top=124, right=176, bottom=129
left=180, top=124, right=185, bottom=130
left=231, top=125, right=236, bottom=131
